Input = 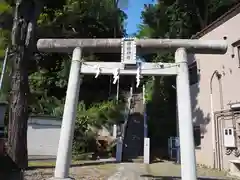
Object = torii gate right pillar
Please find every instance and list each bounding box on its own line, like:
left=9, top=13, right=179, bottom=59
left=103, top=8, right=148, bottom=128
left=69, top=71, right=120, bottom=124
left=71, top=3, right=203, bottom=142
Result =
left=175, top=48, right=197, bottom=180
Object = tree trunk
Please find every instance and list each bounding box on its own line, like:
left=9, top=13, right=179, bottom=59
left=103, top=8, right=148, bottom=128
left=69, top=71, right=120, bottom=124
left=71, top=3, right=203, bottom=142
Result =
left=5, top=0, right=42, bottom=177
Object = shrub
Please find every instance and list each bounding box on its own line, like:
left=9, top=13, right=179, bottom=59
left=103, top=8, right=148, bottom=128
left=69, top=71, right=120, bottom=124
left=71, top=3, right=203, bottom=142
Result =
left=72, top=100, right=125, bottom=157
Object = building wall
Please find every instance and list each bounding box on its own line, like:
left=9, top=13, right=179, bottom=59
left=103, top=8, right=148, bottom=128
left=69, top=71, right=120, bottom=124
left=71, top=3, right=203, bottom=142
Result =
left=27, top=116, right=113, bottom=156
left=190, top=12, right=240, bottom=169
left=27, top=116, right=62, bottom=156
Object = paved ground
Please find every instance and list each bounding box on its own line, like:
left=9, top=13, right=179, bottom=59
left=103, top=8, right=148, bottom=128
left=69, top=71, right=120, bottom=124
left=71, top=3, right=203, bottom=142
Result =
left=144, top=161, right=237, bottom=180
left=108, top=163, right=148, bottom=180
left=24, top=160, right=240, bottom=179
left=25, top=163, right=117, bottom=180
left=108, top=161, right=239, bottom=180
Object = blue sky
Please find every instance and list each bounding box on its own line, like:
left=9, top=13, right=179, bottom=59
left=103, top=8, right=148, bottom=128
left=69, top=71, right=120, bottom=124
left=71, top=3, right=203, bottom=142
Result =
left=124, top=0, right=156, bottom=35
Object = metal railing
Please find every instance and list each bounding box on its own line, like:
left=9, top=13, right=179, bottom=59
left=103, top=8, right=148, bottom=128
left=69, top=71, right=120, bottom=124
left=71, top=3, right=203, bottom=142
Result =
left=121, top=87, right=133, bottom=140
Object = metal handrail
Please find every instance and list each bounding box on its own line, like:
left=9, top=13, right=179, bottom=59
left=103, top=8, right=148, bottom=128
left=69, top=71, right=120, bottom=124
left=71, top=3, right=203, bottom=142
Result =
left=121, top=87, right=133, bottom=139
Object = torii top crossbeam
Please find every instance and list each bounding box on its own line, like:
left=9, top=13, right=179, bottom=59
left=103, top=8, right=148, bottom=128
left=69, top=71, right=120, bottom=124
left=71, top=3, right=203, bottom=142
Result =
left=37, top=38, right=227, bottom=54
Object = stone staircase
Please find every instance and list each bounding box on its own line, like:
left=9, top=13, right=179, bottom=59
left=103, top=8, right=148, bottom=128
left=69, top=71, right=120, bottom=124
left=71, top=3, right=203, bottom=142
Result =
left=122, top=92, right=145, bottom=161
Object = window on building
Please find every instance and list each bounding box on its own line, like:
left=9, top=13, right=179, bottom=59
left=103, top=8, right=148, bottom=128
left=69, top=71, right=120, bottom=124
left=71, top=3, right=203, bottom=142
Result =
left=237, top=46, right=240, bottom=67
left=225, top=129, right=228, bottom=135
left=231, top=39, right=240, bottom=67
left=193, top=125, right=201, bottom=147
left=0, top=127, right=4, bottom=138
left=188, top=61, right=199, bottom=85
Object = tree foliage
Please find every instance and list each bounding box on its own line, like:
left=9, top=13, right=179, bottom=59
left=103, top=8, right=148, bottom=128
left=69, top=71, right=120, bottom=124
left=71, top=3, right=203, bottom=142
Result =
left=0, top=0, right=128, bottom=115
left=0, top=0, right=128, bottom=172
left=28, top=0, right=128, bottom=115
left=0, top=0, right=11, bottom=56
left=138, top=0, right=239, bottom=151
left=0, top=0, right=237, bottom=169
left=73, top=100, right=125, bottom=155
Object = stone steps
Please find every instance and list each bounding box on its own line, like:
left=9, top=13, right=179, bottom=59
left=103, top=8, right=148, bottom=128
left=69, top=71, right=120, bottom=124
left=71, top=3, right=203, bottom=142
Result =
left=122, top=92, right=144, bottom=162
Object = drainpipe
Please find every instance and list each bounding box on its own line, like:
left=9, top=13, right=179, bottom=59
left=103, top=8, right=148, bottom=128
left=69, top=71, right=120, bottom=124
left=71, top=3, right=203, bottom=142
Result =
left=210, top=70, right=222, bottom=168
left=116, top=78, right=120, bottom=101
left=143, top=84, right=147, bottom=138
left=172, top=85, right=178, bottom=137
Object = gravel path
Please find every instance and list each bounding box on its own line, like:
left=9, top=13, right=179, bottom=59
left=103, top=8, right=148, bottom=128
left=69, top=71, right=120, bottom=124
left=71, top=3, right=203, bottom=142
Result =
left=108, top=163, right=148, bottom=180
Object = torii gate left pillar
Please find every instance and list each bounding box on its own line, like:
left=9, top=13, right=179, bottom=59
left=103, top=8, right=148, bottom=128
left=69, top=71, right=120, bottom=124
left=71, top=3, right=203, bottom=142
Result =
left=37, top=38, right=227, bottom=180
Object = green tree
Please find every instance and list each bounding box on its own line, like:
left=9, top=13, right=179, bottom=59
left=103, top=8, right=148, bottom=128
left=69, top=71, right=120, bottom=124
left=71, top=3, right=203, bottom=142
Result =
left=138, top=0, right=238, bottom=155
left=6, top=0, right=66, bottom=172
left=28, top=0, right=128, bottom=115
left=0, top=0, right=128, bottom=175
left=0, top=0, right=128, bottom=176
left=73, top=100, right=125, bottom=155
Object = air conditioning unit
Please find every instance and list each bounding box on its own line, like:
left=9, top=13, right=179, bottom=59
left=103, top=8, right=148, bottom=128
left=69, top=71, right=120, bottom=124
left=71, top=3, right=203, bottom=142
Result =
left=223, top=128, right=236, bottom=148
left=230, top=102, right=240, bottom=110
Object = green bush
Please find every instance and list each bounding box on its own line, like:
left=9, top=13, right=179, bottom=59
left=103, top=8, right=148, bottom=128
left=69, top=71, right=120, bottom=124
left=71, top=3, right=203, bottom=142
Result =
left=72, top=100, right=125, bottom=157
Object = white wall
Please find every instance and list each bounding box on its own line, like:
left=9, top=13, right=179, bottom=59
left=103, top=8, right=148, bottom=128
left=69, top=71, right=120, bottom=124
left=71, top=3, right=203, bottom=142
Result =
left=27, top=116, right=62, bottom=156
left=27, top=116, right=113, bottom=157
left=190, top=12, right=240, bottom=168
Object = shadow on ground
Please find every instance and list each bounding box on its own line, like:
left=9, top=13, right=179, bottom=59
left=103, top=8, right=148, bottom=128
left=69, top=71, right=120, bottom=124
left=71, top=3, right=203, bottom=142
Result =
left=141, top=175, right=229, bottom=180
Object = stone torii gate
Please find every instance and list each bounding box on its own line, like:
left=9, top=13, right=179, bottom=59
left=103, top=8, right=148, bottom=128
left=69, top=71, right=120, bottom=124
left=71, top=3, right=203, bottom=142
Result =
left=37, top=38, right=227, bottom=180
